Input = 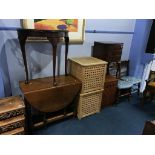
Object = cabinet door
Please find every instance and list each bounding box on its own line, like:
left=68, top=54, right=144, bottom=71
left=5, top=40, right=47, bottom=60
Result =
left=102, top=80, right=117, bottom=107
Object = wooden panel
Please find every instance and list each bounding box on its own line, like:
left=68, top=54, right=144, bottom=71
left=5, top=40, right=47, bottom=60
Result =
left=92, top=42, right=123, bottom=63
left=0, top=96, right=25, bottom=121
left=0, top=115, right=25, bottom=134
left=143, top=120, right=155, bottom=135
left=1, top=127, right=24, bottom=135
left=102, top=75, right=118, bottom=107
left=107, top=44, right=123, bottom=50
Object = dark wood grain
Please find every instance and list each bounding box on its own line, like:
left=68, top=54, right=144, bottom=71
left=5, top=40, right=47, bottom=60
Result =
left=102, top=75, right=118, bottom=107
left=0, top=96, right=25, bottom=121
left=19, top=75, right=82, bottom=113
left=92, top=42, right=123, bottom=75
left=143, top=120, right=155, bottom=135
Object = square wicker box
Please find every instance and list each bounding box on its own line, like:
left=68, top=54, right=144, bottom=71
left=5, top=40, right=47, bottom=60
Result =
left=69, top=57, right=107, bottom=93
left=77, top=89, right=103, bottom=119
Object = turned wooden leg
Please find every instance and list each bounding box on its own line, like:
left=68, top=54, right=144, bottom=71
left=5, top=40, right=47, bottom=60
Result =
left=25, top=99, right=33, bottom=135
left=47, top=37, right=60, bottom=86
left=64, top=36, right=69, bottom=76
left=137, top=83, right=140, bottom=95
left=128, top=88, right=132, bottom=102
left=18, top=33, right=29, bottom=84
left=141, top=89, right=147, bottom=104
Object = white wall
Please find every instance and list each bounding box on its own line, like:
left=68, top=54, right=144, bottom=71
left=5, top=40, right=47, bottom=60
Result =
left=86, top=19, right=135, bottom=32
left=0, top=19, right=136, bottom=95
left=0, top=31, right=12, bottom=96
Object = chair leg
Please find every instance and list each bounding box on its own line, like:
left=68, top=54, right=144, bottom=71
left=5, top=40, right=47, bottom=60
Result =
left=127, top=94, right=130, bottom=101
left=137, top=83, right=140, bottom=95
left=141, top=89, right=147, bottom=104
left=127, top=88, right=132, bottom=102
left=116, top=89, right=120, bottom=104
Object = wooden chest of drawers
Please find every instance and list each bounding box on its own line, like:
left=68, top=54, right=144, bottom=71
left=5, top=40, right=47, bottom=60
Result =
left=0, top=96, right=25, bottom=135
left=92, top=42, right=123, bottom=75
left=102, top=75, right=118, bottom=107
left=92, top=42, right=123, bottom=63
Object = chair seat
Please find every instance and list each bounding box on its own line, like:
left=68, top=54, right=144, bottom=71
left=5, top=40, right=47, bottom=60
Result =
left=148, top=81, right=155, bottom=87
left=121, top=76, right=141, bottom=84
left=118, top=80, right=133, bottom=89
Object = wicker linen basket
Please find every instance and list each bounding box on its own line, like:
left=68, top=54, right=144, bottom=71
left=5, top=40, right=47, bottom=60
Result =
left=77, top=89, right=103, bottom=119
left=69, top=57, right=107, bottom=93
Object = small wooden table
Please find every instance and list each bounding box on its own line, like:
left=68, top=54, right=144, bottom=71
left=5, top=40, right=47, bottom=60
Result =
left=17, top=29, right=82, bottom=134
left=17, top=29, right=69, bottom=86
left=19, top=75, right=82, bottom=134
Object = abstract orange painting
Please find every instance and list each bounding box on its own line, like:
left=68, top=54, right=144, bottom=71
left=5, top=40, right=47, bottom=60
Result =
left=34, top=19, right=78, bottom=32
left=22, top=19, right=85, bottom=43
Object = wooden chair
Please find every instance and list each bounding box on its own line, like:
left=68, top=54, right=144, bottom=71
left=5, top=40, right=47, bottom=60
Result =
left=119, top=60, right=141, bottom=95
left=108, top=61, right=133, bottom=102
left=117, top=60, right=142, bottom=102
left=141, top=71, right=155, bottom=104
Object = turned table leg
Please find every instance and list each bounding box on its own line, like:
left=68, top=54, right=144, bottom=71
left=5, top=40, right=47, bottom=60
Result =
left=65, top=36, right=69, bottom=76
left=25, top=99, right=33, bottom=135
left=48, top=37, right=60, bottom=86
left=18, top=33, right=29, bottom=84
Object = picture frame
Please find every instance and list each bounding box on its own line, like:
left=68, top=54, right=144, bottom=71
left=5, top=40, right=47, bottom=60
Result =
left=22, top=19, right=85, bottom=44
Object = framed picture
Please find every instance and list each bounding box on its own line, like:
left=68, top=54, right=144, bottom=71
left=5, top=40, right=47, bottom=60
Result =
left=22, top=19, right=85, bottom=44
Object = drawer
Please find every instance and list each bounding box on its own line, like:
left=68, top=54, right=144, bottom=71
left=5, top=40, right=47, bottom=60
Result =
left=0, top=96, right=25, bottom=121
left=1, top=127, right=24, bottom=135
left=0, top=115, right=25, bottom=134
left=108, top=49, right=122, bottom=55
left=107, top=44, right=123, bottom=50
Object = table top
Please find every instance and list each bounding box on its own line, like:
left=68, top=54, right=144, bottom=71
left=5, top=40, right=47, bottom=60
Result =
left=69, top=57, right=107, bottom=66
left=19, top=75, right=81, bottom=94
left=19, top=75, right=82, bottom=113
left=17, top=28, right=68, bottom=38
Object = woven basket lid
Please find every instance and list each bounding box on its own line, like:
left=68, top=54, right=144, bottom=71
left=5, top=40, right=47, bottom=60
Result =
left=69, top=57, right=107, bottom=66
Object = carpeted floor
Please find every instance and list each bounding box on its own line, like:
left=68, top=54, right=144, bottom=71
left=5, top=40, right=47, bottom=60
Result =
left=33, top=95, right=155, bottom=135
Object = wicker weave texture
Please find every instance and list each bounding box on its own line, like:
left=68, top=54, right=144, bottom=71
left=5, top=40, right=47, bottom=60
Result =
left=77, top=89, right=103, bottom=119
left=69, top=57, right=107, bottom=93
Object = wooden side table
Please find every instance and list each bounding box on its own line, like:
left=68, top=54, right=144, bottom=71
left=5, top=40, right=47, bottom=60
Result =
left=102, top=75, right=118, bottom=107
left=17, top=29, right=82, bottom=134
left=19, top=75, right=82, bottom=134
left=17, top=29, right=69, bottom=86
